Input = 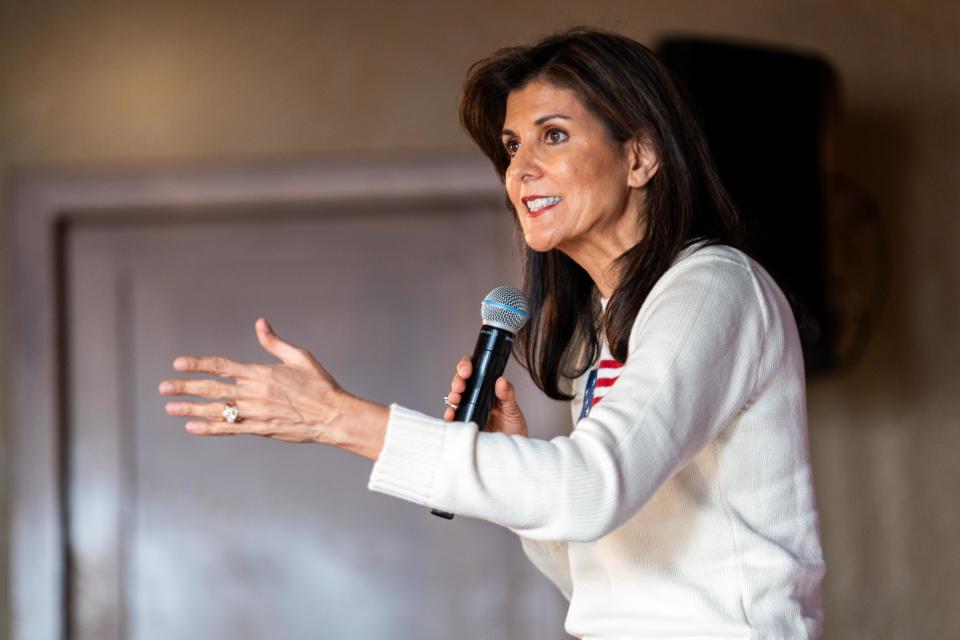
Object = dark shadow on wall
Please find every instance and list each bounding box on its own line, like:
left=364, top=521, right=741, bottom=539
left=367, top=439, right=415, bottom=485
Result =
left=827, top=109, right=910, bottom=400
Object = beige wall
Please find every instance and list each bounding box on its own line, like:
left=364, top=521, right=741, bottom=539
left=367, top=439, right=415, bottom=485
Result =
left=2, top=1, right=958, bottom=638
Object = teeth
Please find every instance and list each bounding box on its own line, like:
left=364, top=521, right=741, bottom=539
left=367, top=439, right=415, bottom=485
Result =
left=526, top=196, right=562, bottom=212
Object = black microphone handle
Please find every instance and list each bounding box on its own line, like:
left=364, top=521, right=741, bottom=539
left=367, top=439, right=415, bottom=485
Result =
left=431, top=325, right=515, bottom=520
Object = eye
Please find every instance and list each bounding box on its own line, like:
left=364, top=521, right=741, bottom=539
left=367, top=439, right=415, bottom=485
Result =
left=503, top=137, right=521, bottom=157
left=544, top=127, right=569, bottom=145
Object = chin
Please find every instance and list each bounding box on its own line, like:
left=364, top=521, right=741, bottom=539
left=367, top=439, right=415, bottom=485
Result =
left=521, top=215, right=571, bottom=253
left=521, top=232, right=558, bottom=254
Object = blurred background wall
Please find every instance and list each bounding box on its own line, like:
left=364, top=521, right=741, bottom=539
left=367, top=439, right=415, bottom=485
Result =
left=1, top=0, right=957, bottom=638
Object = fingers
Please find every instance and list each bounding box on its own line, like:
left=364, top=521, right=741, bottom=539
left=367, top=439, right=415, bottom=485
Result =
left=445, top=355, right=472, bottom=401
left=256, top=317, right=313, bottom=366
left=158, top=378, right=237, bottom=399
left=457, top=356, right=472, bottom=379
left=444, top=356, right=473, bottom=421
left=448, top=376, right=466, bottom=394
left=165, top=400, right=242, bottom=421
left=184, top=419, right=273, bottom=437
left=184, top=419, right=310, bottom=441
left=169, top=319, right=314, bottom=378
left=167, top=394, right=304, bottom=440
left=172, top=355, right=252, bottom=379
left=445, top=389, right=462, bottom=407
left=448, top=358, right=471, bottom=391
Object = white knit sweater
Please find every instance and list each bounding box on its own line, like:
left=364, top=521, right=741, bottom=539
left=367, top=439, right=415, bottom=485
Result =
left=368, top=244, right=825, bottom=639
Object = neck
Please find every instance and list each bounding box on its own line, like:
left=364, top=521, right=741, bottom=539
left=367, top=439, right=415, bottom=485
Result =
left=570, top=249, right=622, bottom=299
left=560, top=223, right=645, bottom=300
left=559, top=191, right=647, bottom=299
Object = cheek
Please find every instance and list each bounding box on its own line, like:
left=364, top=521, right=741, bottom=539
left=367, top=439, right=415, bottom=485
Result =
left=559, top=153, right=615, bottom=198
left=563, top=163, right=608, bottom=214
left=581, top=157, right=629, bottom=206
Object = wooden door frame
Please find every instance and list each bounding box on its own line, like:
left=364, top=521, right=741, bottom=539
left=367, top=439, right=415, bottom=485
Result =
left=5, top=154, right=503, bottom=640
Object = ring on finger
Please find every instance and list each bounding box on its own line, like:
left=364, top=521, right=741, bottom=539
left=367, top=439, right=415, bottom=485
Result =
left=442, top=395, right=459, bottom=411
left=222, top=402, right=241, bottom=424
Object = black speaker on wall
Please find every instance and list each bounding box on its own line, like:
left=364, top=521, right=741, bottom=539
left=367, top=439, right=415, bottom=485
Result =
left=656, top=37, right=840, bottom=374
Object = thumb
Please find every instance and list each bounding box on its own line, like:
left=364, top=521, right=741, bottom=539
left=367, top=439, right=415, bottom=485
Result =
left=256, top=317, right=310, bottom=365
left=494, top=377, right=523, bottom=418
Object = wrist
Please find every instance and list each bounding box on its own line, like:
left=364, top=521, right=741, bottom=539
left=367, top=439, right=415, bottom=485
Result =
left=327, top=391, right=389, bottom=462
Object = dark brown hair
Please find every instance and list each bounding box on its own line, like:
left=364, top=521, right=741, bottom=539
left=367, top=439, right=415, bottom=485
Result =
left=460, top=27, right=743, bottom=399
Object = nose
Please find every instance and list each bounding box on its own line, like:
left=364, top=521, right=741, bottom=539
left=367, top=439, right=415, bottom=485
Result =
left=505, top=144, right=542, bottom=184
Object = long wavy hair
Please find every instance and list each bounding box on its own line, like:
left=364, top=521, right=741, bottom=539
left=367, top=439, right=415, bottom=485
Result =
left=460, top=27, right=743, bottom=399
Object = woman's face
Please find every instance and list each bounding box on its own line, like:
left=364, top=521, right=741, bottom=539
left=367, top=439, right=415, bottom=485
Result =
left=502, top=78, right=651, bottom=260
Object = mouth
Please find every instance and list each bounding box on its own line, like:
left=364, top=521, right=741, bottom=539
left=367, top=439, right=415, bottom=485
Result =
left=521, top=195, right=562, bottom=216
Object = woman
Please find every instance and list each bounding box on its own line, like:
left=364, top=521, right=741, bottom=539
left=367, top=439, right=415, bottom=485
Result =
left=160, top=28, right=825, bottom=639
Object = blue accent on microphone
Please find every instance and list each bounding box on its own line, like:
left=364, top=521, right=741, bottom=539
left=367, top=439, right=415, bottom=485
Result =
left=482, top=300, right=529, bottom=317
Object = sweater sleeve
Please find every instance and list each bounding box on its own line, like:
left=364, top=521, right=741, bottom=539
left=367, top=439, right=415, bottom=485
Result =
left=519, top=538, right=573, bottom=600
left=368, top=252, right=767, bottom=542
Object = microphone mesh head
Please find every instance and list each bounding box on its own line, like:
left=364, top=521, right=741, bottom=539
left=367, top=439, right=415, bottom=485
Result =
left=481, top=286, right=529, bottom=333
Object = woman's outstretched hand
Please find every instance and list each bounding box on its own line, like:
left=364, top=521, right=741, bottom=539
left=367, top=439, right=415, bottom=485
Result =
left=159, top=318, right=388, bottom=461
left=444, top=355, right=528, bottom=437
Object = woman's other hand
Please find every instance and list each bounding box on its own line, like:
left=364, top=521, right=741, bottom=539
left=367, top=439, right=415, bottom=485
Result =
left=444, top=356, right=528, bottom=437
left=159, top=318, right=388, bottom=460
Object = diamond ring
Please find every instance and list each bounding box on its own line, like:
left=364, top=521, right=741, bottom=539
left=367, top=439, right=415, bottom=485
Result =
left=442, top=395, right=458, bottom=411
left=222, top=402, right=241, bottom=424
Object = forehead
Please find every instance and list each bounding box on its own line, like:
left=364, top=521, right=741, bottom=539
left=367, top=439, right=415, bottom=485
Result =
left=503, top=79, right=589, bottom=125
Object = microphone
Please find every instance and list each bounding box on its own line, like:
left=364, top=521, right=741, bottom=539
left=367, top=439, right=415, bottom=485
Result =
left=431, top=286, right=529, bottom=520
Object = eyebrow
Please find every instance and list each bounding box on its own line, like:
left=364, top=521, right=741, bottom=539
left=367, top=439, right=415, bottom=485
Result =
left=501, top=113, right=571, bottom=137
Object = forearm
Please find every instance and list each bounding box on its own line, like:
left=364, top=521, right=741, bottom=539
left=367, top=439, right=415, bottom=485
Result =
left=369, top=404, right=635, bottom=542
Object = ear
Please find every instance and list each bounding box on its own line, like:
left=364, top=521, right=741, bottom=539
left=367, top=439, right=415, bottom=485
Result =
left=624, top=136, right=660, bottom=189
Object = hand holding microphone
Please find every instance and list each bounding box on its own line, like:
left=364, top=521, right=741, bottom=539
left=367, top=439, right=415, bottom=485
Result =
left=432, top=286, right=529, bottom=520
left=444, top=357, right=528, bottom=437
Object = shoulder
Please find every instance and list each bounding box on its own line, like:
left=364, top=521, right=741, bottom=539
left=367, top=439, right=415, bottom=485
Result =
left=669, top=242, right=795, bottom=331
left=626, top=243, right=779, bottom=355
left=668, top=242, right=755, bottom=281
left=638, top=243, right=768, bottom=324
left=650, top=242, right=785, bottom=317
left=630, top=241, right=802, bottom=378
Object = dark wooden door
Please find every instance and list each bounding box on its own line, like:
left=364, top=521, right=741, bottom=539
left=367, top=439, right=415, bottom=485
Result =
left=60, top=199, right=569, bottom=639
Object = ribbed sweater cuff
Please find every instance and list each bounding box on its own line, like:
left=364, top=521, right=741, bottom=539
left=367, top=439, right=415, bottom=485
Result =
left=367, top=403, right=447, bottom=506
